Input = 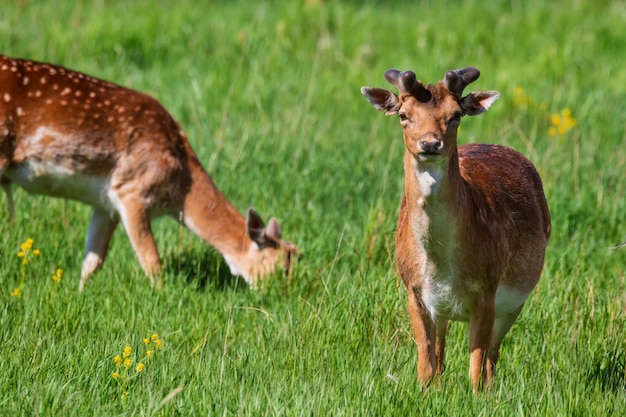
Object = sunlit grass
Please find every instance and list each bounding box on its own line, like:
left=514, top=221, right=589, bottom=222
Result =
left=0, top=0, right=625, bottom=416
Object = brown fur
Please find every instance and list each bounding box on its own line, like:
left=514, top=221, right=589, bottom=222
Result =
left=0, top=55, right=298, bottom=290
left=362, top=68, right=550, bottom=392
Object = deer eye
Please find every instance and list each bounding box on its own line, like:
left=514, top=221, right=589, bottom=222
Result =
left=449, top=112, right=463, bottom=125
left=399, top=113, right=408, bottom=122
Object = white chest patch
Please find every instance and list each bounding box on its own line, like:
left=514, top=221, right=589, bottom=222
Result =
left=414, top=160, right=445, bottom=205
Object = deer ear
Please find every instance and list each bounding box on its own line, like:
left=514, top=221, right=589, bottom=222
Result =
left=460, top=91, right=500, bottom=116
left=246, top=209, right=281, bottom=248
left=265, top=218, right=282, bottom=243
left=246, top=208, right=266, bottom=245
left=361, top=87, right=401, bottom=115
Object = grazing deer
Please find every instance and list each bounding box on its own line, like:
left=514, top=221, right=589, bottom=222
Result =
left=361, top=67, right=550, bottom=392
left=0, top=54, right=299, bottom=291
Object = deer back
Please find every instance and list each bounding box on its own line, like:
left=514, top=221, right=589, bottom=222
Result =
left=0, top=55, right=192, bottom=208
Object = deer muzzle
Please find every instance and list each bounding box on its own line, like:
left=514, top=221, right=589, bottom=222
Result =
left=417, top=133, right=443, bottom=155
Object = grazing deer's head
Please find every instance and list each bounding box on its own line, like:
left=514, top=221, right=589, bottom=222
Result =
left=244, top=208, right=300, bottom=283
left=361, top=67, right=500, bottom=161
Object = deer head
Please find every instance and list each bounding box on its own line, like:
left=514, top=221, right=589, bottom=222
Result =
left=361, top=67, right=500, bottom=161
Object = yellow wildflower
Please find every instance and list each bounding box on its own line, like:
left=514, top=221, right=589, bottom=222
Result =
left=513, top=86, right=530, bottom=107
left=17, top=251, right=25, bottom=258
left=154, top=339, right=163, bottom=350
left=112, top=372, right=120, bottom=380
left=143, top=338, right=150, bottom=346
left=146, top=350, right=153, bottom=358
left=33, top=249, right=41, bottom=256
left=513, top=86, right=547, bottom=110
left=11, top=287, right=22, bottom=298
left=135, top=363, right=145, bottom=373
left=151, top=333, right=159, bottom=342
left=52, top=268, right=63, bottom=284
left=124, top=357, right=132, bottom=369
left=276, top=21, right=286, bottom=36
left=237, top=31, right=247, bottom=46
left=113, top=355, right=122, bottom=365
left=549, top=108, right=577, bottom=136
left=122, top=346, right=132, bottom=358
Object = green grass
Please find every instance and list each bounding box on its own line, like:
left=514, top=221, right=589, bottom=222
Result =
left=1, top=0, right=625, bottom=415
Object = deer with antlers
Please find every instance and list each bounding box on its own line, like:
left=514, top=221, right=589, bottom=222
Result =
left=0, top=54, right=299, bottom=290
left=361, top=67, right=550, bottom=392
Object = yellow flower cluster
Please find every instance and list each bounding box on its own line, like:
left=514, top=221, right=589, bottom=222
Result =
left=548, top=108, right=577, bottom=137
left=513, top=87, right=576, bottom=138
left=11, top=238, right=42, bottom=298
left=10, top=237, right=64, bottom=298
left=111, top=333, right=164, bottom=403
left=51, top=268, right=63, bottom=284
left=143, top=333, right=164, bottom=358
left=513, top=86, right=547, bottom=110
left=17, top=237, right=40, bottom=266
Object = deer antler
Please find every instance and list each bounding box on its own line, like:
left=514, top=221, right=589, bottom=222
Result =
left=444, top=67, right=481, bottom=96
left=384, top=69, right=432, bottom=102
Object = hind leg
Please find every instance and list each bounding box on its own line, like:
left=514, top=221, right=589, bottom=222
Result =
left=469, top=298, right=496, bottom=392
left=79, top=209, right=119, bottom=291
left=487, top=304, right=524, bottom=380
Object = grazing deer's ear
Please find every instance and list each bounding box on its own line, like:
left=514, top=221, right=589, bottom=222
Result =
left=265, top=218, right=282, bottom=243
left=361, top=87, right=401, bottom=115
left=246, top=209, right=281, bottom=249
left=246, top=208, right=266, bottom=244
left=460, top=91, right=500, bottom=116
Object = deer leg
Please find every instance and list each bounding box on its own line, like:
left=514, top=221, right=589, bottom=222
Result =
left=1, top=178, right=14, bottom=223
left=79, top=209, right=119, bottom=291
left=408, top=288, right=437, bottom=386
left=115, top=196, right=162, bottom=289
left=435, top=319, right=448, bottom=375
left=468, top=299, right=496, bottom=392
left=487, top=304, right=524, bottom=380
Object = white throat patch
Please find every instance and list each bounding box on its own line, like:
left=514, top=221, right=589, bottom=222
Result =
left=414, top=159, right=445, bottom=204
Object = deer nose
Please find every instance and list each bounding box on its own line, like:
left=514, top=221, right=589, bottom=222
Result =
left=419, top=138, right=442, bottom=154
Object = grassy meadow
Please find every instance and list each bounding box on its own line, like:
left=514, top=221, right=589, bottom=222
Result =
left=1, top=0, right=625, bottom=415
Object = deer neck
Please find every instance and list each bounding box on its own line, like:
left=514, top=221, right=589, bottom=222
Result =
left=403, top=148, right=465, bottom=253
left=403, top=149, right=462, bottom=208
left=180, top=157, right=254, bottom=279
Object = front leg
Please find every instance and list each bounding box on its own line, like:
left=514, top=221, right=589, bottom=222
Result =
left=114, top=195, right=163, bottom=289
left=1, top=178, right=15, bottom=223
left=435, top=319, right=448, bottom=375
left=79, top=209, right=119, bottom=291
left=407, top=288, right=437, bottom=386
left=468, top=298, right=496, bottom=392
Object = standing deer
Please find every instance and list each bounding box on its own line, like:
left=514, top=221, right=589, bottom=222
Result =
left=361, top=67, right=550, bottom=392
left=0, top=54, right=298, bottom=290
